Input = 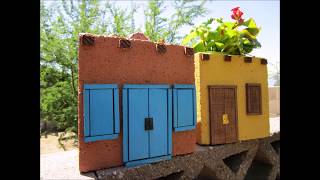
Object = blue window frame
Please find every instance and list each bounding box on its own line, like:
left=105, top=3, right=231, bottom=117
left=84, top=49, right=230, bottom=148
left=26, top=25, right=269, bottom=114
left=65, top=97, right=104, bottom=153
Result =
left=173, top=84, right=197, bottom=132
left=83, top=84, right=120, bottom=142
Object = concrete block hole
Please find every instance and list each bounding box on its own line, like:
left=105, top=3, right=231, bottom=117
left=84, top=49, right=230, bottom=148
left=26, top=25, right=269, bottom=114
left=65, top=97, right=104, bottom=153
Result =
left=155, top=171, right=184, bottom=180
left=271, top=140, right=280, bottom=155
left=194, top=166, right=219, bottom=180
left=244, top=159, right=273, bottom=180
left=222, top=150, right=248, bottom=173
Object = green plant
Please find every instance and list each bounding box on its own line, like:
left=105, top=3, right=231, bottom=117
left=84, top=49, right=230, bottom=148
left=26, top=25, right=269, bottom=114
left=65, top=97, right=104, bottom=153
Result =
left=41, top=0, right=208, bottom=142
left=182, top=7, right=261, bottom=55
left=144, top=0, right=207, bottom=44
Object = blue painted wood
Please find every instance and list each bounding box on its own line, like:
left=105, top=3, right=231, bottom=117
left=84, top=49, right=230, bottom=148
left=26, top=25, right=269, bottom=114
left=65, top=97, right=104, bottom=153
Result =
left=84, top=84, right=120, bottom=142
left=85, top=134, right=118, bottom=143
left=123, top=84, right=170, bottom=89
left=174, top=84, right=195, bottom=89
left=177, top=89, right=194, bottom=127
left=149, top=89, right=168, bottom=158
left=167, top=89, right=173, bottom=154
left=128, top=88, right=149, bottom=161
left=174, top=126, right=195, bottom=132
left=122, top=84, right=172, bottom=166
left=84, top=90, right=90, bottom=137
left=84, top=84, right=118, bottom=90
left=173, top=89, right=178, bottom=128
left=125, top=155, right=172, bottom=167
left=113, top=88, right=120, bottom=134
left=122, top=89, right=129, bottom=162
left=193, top=89, right=197, bottom=129
left=173, top=84, right=196, bottom=132
left=90, top=89, right=114, bottom=136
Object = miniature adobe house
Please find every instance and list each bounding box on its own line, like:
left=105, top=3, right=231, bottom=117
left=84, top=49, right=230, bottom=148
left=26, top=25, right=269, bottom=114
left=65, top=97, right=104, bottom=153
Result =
left=78, top=33, right=197, bottom=172
left=194, top=52, right=270, bottom=145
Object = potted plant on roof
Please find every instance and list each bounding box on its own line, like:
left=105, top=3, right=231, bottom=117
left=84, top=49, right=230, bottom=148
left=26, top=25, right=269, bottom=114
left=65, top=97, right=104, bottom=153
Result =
left=182, top=7, right=261, bottom=56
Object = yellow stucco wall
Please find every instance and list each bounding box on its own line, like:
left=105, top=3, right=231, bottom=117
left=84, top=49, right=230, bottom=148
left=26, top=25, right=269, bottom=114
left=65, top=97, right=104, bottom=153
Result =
left=194, top=52, right=270, bottom=145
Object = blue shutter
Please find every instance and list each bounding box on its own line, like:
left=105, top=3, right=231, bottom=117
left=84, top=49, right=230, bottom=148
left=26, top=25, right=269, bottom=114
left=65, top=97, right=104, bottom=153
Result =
left=90, top=89, right=114, bottom=136
left=173, top=84, right=196, bottom=132
left=114, top=88, right=120, bottom=134
left=84, top=90, right=90, bottom=137
left=83, top=84, right=119, bottom=143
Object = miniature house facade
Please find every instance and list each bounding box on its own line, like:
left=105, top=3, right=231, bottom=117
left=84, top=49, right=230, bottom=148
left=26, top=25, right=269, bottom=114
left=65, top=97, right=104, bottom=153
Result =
left=194, top=52, right=270, bottom=145
left=78, top=33, right=197, bottom=172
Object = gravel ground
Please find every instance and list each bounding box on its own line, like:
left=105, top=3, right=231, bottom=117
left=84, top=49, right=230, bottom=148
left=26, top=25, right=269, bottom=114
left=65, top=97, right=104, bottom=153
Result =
left=40, top=117, right=280, bottom=180
left=40, top=149, right=96, bottom=180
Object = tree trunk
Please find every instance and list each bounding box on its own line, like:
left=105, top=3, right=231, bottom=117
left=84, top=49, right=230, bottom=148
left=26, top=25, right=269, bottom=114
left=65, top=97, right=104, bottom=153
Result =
left=70, top=64, right=77, bottom=98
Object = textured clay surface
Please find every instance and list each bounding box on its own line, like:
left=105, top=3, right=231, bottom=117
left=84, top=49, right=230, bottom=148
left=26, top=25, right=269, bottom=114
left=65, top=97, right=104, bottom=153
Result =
left=128, top=32, right=150, bottom=41
left=172, top=130, right=196, bottom=156
left=78, top=33, right=195, bottom=172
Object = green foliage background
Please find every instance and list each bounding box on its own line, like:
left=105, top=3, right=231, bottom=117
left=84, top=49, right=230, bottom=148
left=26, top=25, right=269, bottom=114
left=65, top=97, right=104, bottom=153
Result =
left=40, top=0, right=207, bottom=137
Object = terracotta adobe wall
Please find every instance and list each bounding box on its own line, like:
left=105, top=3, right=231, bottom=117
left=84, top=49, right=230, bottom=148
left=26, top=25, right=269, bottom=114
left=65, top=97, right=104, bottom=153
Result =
left=78, top=33, right=196, bottom=172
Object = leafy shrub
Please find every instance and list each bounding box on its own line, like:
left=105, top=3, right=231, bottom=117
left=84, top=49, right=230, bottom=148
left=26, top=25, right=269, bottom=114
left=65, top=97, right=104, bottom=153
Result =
left=182, top=7, right=261, bottom=55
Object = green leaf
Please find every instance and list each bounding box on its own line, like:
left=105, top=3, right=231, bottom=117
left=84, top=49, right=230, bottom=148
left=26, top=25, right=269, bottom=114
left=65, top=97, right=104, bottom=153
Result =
left=250, top=39, right=262, bottom=48
left=223, top=22, right=235, bottom=29
left=243, top=39, right=251, bottom=45
left=241, top=29, right=256, bottom=40
left=243, top=44, right=254, bottom=54
left=182, top=30, right=197, bottom=45
left=206, top=41, right=216, bottom=51
left=205, top=18, right=214, bottom=25
left=245, top=27, right=260, bottom=36
left=193, top=41, right=205, bottom=52
left=207, top=31, right=221, bottom=41
left=215, top=42, right=224, bottom=50
left=216, top=17, right=223, bottom=23
left=243, top=18, right=257, bottom=28
left=225, top=29, right=237, bottom=38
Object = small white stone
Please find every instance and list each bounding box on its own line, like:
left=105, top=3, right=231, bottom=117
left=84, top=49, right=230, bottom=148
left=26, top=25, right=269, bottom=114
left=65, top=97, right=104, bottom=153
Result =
left=118, top=172, right=124, bottom=178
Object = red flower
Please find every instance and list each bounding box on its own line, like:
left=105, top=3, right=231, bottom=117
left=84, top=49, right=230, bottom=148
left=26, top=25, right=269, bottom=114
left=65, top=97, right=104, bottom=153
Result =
left=231, top=7, right=244, bottom=21
left=231, top=7, right=240, bottom=14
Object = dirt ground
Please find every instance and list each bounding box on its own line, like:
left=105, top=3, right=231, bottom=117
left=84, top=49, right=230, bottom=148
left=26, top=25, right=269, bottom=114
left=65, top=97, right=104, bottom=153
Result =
left=40, top=132, right=78, bottom=154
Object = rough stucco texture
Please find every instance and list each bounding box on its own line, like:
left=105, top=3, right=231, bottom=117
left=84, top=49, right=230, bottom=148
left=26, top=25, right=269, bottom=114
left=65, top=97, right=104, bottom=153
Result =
left=78, top=34, right=195, bottom=172
left=194, top=52, right=270, bottom=145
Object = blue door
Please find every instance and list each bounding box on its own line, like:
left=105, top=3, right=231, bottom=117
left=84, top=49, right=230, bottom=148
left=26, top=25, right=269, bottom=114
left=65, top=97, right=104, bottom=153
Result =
left=123, top=85, right=172, bottom=167
left=149, top=89, right=168, bottom=157
left=128, top=89, right=149, bottom=161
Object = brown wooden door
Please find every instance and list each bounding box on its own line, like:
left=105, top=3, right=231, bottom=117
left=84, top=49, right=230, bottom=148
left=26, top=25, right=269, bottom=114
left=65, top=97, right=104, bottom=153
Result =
left=209, top=86, right=238, bottom=145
